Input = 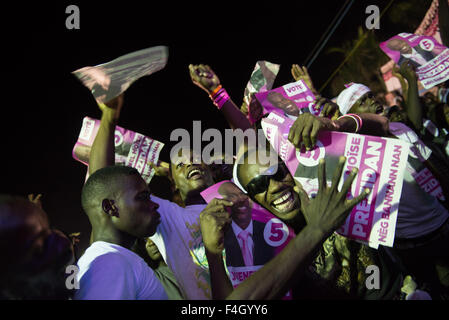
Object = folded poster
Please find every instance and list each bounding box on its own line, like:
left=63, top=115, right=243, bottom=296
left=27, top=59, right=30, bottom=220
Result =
left=251, top=80, right=320, bottom=123
left=72, top=46, right=169, bottom=103
left=73, top=116, right=164, bottom=184
left=243, top=61, right=280, bottom=123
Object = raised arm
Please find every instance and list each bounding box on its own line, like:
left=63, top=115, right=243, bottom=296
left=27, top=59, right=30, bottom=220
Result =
left=291, top=64, right=319, bottom=97
left=287, top=110, right=389, bottom=151
left=189, top=64, right=252, bottom=131
left=397, top=61, right=422, bottom=131
left=199, top=198, right=234, bottom=300
left=88, top=94, right=124, bottom=175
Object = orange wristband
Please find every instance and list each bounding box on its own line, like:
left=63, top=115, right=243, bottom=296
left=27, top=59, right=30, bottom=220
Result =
left=209, top=85, right=222, bottom=98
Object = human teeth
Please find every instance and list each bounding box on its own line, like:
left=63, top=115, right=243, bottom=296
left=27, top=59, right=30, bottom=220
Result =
left=188, top=169, right=201, bottom=178
left=273, top=191, right=291, bottom=206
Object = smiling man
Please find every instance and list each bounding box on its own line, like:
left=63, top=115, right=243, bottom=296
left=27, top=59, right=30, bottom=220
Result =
left=236, top=153, right=306, bottom=233
left=231, top=150, right=405, bottom=299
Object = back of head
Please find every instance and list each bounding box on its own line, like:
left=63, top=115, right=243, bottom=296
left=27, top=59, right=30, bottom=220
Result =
left=81, top=165, right=140, bottom=218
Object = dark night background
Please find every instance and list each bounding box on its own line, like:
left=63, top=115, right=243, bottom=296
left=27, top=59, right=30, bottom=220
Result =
left=0, top=0, right=432, bottom=258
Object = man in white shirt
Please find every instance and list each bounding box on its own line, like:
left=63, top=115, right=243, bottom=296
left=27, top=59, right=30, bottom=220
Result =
left=87, top=94, right=216, bottom=299
left=75, top=165, right=168, bottom=300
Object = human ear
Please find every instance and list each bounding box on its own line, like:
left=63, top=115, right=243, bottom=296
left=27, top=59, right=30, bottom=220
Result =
left=102, top=199, right=119, bottom=217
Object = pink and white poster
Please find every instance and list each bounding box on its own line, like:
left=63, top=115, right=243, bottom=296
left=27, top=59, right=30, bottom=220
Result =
left=261, top=112, right=410, bottom=249
left=380, top=33, right=449, bottom=89
left=250, top=80, right=320, bottom=124
left=72, top=116, right=164, bottom=184
left=200, top=180, right=295, bottom=298
left=380, top=0, right=448, bottom=96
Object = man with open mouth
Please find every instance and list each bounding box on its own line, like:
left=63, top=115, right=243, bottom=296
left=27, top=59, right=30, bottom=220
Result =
left=228, top=148, right=407, bottom=299
left=200, top=152, right=399, bottom=299
left=335, top=83, right=449, bottom=298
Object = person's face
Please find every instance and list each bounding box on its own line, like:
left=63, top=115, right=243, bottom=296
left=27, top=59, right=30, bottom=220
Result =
left=3, top=201, right=75, bottom=271
left=170, top=150, right=215, bottom=200
left=112, top=174, right=161, bottom=238
left=238, top=158, right=303, bottom=225
left=388, top=39, right=412, bottom=54
left=268, top=93, right=299, bottom=116
left=145, top=238, right=162, bottom=262
left=218, top=182, right=251, bottom=221
left=350, top=92, right=384, bottom=115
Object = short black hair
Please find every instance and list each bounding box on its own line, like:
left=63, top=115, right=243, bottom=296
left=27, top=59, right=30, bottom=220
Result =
left=81, top=166, right=140, bottom=214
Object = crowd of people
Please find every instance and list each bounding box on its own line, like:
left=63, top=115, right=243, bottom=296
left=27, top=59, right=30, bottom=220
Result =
left=1, top=1, right=449, bottom=301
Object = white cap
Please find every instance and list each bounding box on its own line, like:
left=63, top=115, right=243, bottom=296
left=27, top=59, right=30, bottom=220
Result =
left=336, top=83, right=371, bottom=115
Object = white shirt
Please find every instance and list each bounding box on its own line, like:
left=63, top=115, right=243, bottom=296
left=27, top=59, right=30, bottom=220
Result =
left=389, top=122, right=449, bottom=238
left=74, top=241, right=168, bottom=300
left=402, top=48, right=428, bottom=66
left=149, top=196, right=211, bottom=300
left=231, top=220, right=254, bottom=266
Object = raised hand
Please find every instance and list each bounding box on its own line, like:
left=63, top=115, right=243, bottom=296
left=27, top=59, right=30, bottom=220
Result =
left=398, top=59, right=417, bottom=82
left=291, top=64, right=319, bottom=96
left=288, top=113, right=337, bottom=150
left=189, top=64, right=221, bottom=94
left=148, top=160, right=170, bottom=177
left=97, top=93, right=124, bottom=122
left=314, top=97, right=340, bottom=120
left=199, top=198, right=233, bottom=255
left=27, top=193, right=43, bottom=209
left=294, top=157, right=370, bottom=238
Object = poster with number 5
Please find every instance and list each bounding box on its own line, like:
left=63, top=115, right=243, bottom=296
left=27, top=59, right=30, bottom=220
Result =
left=380, top=33, right=449, bottom=89
left=201, top=180, right=295, bottom=298
left=261, top=112, right=410, bottom=249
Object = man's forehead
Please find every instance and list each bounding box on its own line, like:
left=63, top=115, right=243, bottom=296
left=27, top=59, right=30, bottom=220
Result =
left=240, top=161, right=273, bottom=184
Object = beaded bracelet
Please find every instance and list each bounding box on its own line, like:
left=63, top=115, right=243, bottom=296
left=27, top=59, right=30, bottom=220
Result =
left=209, top=85, right=230, bottom=109
left=338, top=113, right=363, bottom=133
